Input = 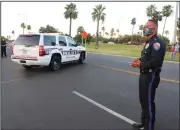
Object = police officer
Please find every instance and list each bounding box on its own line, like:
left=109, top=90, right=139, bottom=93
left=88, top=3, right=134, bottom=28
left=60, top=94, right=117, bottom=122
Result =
left=130, top=19, right=166, bottom=130
left=1, top=38, right=7, bottom=57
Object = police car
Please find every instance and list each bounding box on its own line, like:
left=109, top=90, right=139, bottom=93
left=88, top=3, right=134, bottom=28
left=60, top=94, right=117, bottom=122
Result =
left=11, top=33, right=86, bottom=71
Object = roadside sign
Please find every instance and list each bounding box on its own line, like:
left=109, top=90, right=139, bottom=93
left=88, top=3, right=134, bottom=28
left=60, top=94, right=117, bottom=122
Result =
left=81, top=31, right=88, bottom=39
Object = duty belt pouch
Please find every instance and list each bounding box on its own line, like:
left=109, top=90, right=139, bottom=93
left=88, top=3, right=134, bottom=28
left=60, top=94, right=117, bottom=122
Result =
left=153, top=69, right=161, bottom=76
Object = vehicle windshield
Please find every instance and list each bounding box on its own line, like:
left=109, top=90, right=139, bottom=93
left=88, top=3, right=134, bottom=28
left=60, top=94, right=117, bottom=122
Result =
left=15, top=35, right=40, bottom=46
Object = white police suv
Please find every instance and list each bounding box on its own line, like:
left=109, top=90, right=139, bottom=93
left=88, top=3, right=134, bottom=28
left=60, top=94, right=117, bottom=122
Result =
left=11, top=33, right=86, bottom=71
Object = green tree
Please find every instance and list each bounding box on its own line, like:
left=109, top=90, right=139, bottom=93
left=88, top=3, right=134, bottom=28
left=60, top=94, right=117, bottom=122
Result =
left=131, top=18, right=136, bottom=44
left=27, top=25, right=31, bottom=33
left=20, top=23, right=26, bottom=34
left=64, top=3, right=78, bottom=37
left=105, top=32, right=109, bottom=36
left=146, top=4, right=162, bottom=29
left=162, top=5, right=173, bottom=37
left=77, top=26, right=84, bottom=34
left=139, top=25, right=144, bottom=35
left=92, top=4, right=106, bottom=49
left=39, top=25, right=59, bottom=33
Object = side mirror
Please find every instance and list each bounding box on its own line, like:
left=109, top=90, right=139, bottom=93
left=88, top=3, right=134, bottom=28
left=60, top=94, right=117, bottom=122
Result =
left=73, top=44, right=78, bottom=47
left=51, top=42, right=56, bottom=46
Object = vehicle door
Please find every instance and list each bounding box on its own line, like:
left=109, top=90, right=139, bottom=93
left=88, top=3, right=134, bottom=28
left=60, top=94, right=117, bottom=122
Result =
left=57, top=36, right=70, bottom=62
left=66, top=37, right=79, bottom=61
left=43, top=35, right=58, bottom=56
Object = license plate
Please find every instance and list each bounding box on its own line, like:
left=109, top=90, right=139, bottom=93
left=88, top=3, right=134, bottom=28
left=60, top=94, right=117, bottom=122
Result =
left=22, top=49, right=28, bottom=54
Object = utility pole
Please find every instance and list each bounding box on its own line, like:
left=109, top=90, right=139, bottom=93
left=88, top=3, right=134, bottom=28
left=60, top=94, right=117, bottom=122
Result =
left=172, top=2, right=179, bottom=45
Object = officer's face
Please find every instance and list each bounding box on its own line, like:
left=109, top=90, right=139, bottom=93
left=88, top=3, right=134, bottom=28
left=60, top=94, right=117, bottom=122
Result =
left=143, top=27, right=149, bottom=36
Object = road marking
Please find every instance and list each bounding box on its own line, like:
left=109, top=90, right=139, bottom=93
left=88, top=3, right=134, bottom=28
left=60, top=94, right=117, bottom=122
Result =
left=88, top=52, right=179, bottom=64
left=95, top=64, right=180, bottom=84
left=73, top=91, right=137, bottom=125
left=1, top=77, right=25, bottom=84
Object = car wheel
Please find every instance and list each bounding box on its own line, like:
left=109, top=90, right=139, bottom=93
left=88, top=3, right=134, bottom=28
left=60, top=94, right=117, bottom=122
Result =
left=79, top=52, right=85, bottom=64
left=49, top=56, right=61, bottom=71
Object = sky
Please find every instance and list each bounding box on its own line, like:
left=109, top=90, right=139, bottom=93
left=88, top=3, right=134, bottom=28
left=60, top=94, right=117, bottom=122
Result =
left=1, top=2, right=179, bottom=42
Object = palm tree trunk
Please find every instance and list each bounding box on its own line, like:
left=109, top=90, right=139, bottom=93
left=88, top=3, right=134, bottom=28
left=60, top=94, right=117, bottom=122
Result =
left=95, top=20, right=100, bottom=49
left=131, top=25, right=134, bottom=44
left=23, top=28, right=24, bottom=34
left=162, top=17, right=167, bottom=37
left=69, top=15, right=72, bottom=37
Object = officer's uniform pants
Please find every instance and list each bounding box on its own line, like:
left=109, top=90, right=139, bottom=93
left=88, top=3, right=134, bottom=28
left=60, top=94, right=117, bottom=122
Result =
left=1, top=46, right=7, bottom=57
left=139, top=72, right=160, bottom=130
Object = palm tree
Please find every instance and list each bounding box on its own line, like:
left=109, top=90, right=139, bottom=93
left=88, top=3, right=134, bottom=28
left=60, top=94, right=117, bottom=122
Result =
left=146, top=4, right=162, bottom=30
left=116, top=29, right=119, bottom=35
left=102, top=26, right=105, bottom=37
left=27, top=25, right=31, bottom=33
left=116, top=29, right=119, bottom=43
left=165, top=30, right=169, bottom=37
left=64, top=3, right=78, bottom=37
left=131, top=18, right=136, bottom=44
left=21, top=23, right=26, bottom=34
left=110, top=28, right=114, bottom=38
left=162, top=5, right=173, bottom=37
left=92, top=4, right=106, bottom=49
left=139, top=25, right=144, bottom=36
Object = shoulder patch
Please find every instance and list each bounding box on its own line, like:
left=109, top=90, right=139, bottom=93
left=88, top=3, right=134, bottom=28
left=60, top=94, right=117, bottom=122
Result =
left=153, top=42, right=160, bottom=51
left=145, top=43, right=149, bottom=49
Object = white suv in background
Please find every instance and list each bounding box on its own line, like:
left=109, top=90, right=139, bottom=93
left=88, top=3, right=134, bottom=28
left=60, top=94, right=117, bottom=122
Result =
left=11, top=33, right=86, bottom=71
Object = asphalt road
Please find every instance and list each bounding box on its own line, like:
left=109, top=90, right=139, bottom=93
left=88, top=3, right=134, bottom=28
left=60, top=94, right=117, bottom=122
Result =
left=1, top=44, right=179, bottom=130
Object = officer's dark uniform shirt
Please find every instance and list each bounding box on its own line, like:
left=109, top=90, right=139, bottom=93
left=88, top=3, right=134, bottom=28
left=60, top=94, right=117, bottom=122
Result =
left=140, top=35, right=166, bottom=72
left=1, top=40, right=7, bottom=46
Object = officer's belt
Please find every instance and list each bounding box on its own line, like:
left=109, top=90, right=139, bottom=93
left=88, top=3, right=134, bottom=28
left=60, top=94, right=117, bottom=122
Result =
left=140, top=69, right=153, bottom=74
left=140, top=68, right=161, bottom=75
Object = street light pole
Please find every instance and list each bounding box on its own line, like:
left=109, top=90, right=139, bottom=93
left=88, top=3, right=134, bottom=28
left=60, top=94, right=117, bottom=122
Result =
left=172, top=2, right=179, bottom=45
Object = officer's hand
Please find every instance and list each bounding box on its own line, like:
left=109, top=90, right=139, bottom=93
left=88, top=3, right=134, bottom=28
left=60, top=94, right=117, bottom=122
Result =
left=130, top=58, right=140, bottom=68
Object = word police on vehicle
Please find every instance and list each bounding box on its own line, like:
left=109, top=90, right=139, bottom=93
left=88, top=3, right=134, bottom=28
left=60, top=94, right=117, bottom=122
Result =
left=11, top=33, right=86, bottom=71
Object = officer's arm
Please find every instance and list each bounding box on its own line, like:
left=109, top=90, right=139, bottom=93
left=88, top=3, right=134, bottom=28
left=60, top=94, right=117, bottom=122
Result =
left=140, top=42, right=162, bottom=70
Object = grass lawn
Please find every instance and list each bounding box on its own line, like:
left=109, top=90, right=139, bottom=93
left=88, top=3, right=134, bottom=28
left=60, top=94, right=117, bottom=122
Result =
left=86, top=42, right=180, bottom=62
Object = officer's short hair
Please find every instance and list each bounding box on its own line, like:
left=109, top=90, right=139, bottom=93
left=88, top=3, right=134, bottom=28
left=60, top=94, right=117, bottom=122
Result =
left=148, top=19, right=158, bottom=28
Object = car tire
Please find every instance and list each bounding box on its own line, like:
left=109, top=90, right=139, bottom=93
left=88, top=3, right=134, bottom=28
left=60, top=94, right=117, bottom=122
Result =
left=49, top=55, right=61, bottom=71
left=79, top=52, right=85, bottom=64
left=22, top=65, right=32, bottom=69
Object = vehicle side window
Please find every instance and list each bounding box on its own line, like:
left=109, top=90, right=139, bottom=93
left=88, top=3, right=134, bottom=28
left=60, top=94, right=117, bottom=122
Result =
left=58, top=36, right=67, bottom=46
left=43, top=36, right=56, bottom=46
left=67, top=37, right=76, bottom=47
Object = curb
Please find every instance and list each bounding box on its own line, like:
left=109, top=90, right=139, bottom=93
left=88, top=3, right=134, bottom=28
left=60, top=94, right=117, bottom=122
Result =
left=87, top=51, right=179, bottom=64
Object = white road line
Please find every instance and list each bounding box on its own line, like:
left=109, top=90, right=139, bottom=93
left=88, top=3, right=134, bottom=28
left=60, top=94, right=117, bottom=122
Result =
left=72, top=91, right=137, bottom=125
